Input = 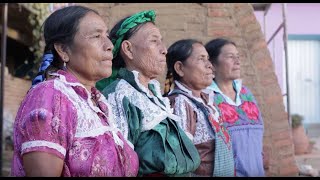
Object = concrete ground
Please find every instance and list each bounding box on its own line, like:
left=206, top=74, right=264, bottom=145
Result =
left=295, top=136, right=320, bottom=177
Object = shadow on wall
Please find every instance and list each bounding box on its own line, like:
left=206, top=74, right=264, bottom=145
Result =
left=3, top=110, right=14, bottom=151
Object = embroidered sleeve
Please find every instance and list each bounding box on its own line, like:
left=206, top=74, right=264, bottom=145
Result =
left=15, top=82, right=73, bottom=159
left=104, top=81, right=143, bottom=146
left=171, top=95, right=197, bottom=141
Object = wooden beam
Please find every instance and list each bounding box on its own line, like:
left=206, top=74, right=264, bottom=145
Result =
left=264, top=3, right=272, bottom=16
left=0, top=25, right=33, bottom=46
left=251, top=3, right=271, bottom=11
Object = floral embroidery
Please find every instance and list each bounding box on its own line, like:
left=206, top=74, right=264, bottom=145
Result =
left=218, top=103, right=239, bottom=124
left=213, top=86, right=262, bottom=126
left=240, top=87, right=247, bottom=94
left=92, top=156, right=106, bottom=175
left=241, top=101, right=259, bottom=121
left=51, top=116, right=60, bottom=133
left=80, top=149, right=90, bottom=161
left=208, top=114, right=231, bottom=148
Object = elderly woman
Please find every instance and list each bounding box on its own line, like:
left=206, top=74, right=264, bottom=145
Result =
left=205, top=38, right=265, bottom=177
left=96, top=10, right=200, bottom=176
left=164, top=39, right=235, bottom=177
left=11, top=6, right=139, bottom=177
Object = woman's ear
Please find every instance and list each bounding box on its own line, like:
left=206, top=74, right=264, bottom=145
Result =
left=173, top=61, right=184, bottom=78
left=53, top=43, right=70, bottom=63
left=121, top=40, right=133, bottom=60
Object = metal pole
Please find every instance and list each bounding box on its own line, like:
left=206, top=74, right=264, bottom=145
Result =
left=0, top=3, right=8, bottom=177
left=282, top=3, right=291, bottom=126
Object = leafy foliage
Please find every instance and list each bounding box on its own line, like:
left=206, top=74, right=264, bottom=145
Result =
left=291, top=114, right=304, bottom=128
left=20, top=3, right=51, bottom=78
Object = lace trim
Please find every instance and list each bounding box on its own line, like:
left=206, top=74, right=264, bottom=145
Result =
left=131, top=71, right=176, bottom=117
left=131, top=70, right=152, bottom=98
left=112, top=80, right=180, bottom=132
left=107, top=92, right=128, bottom=134
left=175, top=81, right=204, bottom=103
left=52, top=74, right=124, bottom=148
left=173, top=81, right=220, bottom=121
left=174, top=95, right=215, bottom=145
left=21, top=140, right=66, bottom=156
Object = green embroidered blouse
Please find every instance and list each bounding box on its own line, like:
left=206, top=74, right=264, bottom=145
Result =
left=101, top=68, right=200, bottom=176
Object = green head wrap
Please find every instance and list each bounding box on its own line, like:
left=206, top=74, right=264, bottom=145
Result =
left=112, top=10, right=156, bottom=58
left=96, top=10, right=156, bottom=91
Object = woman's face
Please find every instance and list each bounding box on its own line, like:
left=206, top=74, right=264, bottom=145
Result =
left=66, top=12, right=114, bottom=83
left=215, top=43, right=241, bottom=80
left=127, top=22, right=167, bottom=79
left=178, top=43, right=213, bottom=91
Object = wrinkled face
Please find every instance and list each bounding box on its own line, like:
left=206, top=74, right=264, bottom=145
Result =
left=67, top=12, right=114, bottom=82
left=128, top=22, right=167, bottom=79
left=215, top=44, right=241, bottom=80
left=179, top=43, right=213, bottom=90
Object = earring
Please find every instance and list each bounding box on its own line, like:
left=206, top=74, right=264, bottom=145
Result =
left=63, top=56, right=68, bottom=69
left=63, top=56, right=69, bottom=61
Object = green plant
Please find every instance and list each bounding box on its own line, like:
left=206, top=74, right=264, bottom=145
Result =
left=19, top=3, right=51, bottom=79
left=291, top=114, right=304, bottom=128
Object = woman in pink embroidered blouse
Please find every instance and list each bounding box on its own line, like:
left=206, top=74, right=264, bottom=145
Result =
left=11, top=5, right=139, bottom=177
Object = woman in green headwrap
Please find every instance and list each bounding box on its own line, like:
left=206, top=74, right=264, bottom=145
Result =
left=96, top=10, right=200, bottom=176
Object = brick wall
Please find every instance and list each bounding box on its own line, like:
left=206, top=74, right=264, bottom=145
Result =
left=2, top=66, right=30, bottom=145
left=79, top=3, right=299, bottom=176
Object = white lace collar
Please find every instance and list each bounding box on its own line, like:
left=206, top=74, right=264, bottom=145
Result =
left=174, top=80, right=215, bottom=107
left=131, top=70, right=174, bottom=115
left=206, top=79, right=242, bottom=106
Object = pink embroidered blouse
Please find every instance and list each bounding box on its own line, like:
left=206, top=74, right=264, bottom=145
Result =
left=11, top=70, right=139, bottom=177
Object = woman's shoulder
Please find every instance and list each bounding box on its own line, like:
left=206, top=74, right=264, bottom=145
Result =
left=28, top=79, right=57, bottom=98
left=17, top=79, right=73, bottom=121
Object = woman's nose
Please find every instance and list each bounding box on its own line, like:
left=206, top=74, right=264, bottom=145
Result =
left=161, top=43, right=167, bottom=55
left=104, top=37, right=114, bottom=52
